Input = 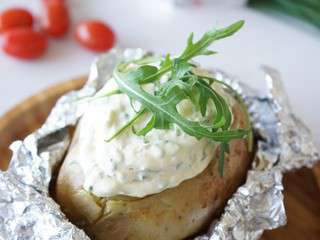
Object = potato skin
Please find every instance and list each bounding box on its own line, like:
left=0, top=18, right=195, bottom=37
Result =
left=55, top=101, right=251, bottom=240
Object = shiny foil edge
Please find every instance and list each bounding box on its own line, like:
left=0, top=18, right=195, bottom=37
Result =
left=0, top=48, right=319, bottom=240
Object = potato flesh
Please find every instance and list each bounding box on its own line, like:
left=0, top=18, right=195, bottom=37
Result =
left=55, top=102, right=251, bottom=240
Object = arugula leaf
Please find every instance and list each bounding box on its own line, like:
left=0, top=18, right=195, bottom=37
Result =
left=113, top=68, right=248, bottom=142
left=171, top=59, right=191, bottom=80
left=127, top=65, right=159, bottom=84
left=105, top=20, right=248, bottom=176
left=179, top=20, right=244, bottom=60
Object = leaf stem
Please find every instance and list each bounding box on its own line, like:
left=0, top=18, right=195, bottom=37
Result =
left=105, top=108, right=147, bottom=142
left=96, top=89, right=122, bottom=99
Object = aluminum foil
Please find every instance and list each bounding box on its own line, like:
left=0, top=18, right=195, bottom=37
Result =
left=0, top=49, right=319, bottom=240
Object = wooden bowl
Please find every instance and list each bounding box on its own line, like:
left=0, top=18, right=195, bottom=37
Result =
left=0, top=77, right=319, bottom=239
left=0, top=76, right=86, bottom=170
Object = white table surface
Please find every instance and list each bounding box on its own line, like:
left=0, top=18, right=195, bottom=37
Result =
left=0, top=0, right=319, bottom=147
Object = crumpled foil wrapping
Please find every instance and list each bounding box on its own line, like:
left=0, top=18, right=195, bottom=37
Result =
left=0, top=49, right=319, bottom=240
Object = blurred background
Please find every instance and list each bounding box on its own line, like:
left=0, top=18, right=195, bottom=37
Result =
left=0, top=0, right=319, bottom=146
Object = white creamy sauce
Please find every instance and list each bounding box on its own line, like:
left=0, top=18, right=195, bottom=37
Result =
left=66, top=72, right=234, bottom=198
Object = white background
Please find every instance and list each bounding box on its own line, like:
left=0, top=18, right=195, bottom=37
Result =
left=0, top=0, right=319, bottom=146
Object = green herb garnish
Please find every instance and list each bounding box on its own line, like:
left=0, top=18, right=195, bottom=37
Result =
left=104, top=20, right=249, bottom=176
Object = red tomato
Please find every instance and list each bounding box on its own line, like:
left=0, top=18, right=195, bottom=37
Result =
left=42, top=0, right=69, bottom=37
left=3, top=28, right=48, bottom=59
left=0, top=7, right=33, bottom=32
left=75, top=20, right=115, bottom=52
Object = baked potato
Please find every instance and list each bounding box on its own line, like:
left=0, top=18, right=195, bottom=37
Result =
left=55, top=20, right=252, bottom=240
left=55, top=99, right=251, bottom=240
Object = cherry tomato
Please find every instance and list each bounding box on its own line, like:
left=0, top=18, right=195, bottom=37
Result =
left=0, top=7, right=33, bottom=32
left=75, top=20, right=115, bottom=52
left=3, top=28, right=48, bottom=59
left=42, top=0, right=69, bottom=37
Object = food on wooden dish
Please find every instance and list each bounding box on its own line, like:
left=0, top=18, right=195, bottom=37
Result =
left=55, top=20, right=253, bottom=240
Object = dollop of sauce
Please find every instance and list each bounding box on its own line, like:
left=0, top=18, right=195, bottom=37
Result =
left=66, top=72, right=234, bottom=198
